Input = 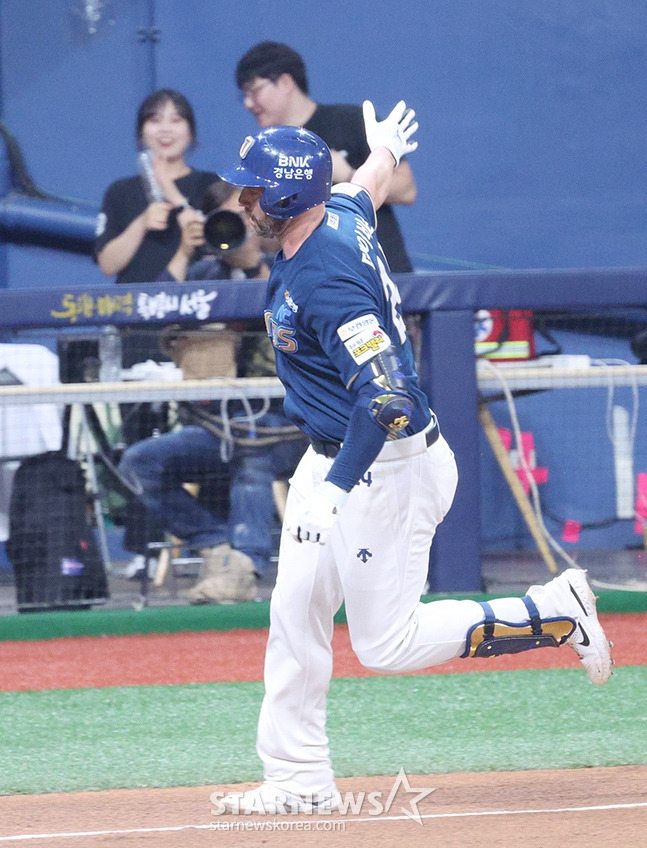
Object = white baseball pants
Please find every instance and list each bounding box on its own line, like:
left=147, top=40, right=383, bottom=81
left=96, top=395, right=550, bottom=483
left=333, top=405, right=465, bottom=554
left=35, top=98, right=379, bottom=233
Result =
left=257, top=424, right=527, bottom=796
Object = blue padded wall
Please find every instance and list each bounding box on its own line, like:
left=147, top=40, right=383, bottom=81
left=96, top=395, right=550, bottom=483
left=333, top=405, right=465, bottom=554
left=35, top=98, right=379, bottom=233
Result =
left=0, top=0, right=646, bottom=287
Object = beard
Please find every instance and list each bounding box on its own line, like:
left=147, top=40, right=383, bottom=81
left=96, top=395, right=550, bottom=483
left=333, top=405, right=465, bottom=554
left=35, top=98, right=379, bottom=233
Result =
left=249, top=210, right=287, bottom=240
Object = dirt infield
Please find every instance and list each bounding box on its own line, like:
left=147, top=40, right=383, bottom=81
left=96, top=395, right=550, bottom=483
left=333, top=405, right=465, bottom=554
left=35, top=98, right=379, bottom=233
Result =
left=1, top=766, right=646, bottom=846
left=0, top=613, right=643, bottom=691
left=1, top=614, right=645, bottom=846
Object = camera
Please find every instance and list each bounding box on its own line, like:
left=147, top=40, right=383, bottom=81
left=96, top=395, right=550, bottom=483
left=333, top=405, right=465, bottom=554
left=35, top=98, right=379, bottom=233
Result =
left=203, top=209, right=247, bottom=253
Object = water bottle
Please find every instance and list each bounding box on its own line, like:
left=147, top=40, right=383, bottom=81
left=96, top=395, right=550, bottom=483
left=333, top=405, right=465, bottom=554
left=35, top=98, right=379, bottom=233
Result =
left=99, top=325, right=122, bottom=382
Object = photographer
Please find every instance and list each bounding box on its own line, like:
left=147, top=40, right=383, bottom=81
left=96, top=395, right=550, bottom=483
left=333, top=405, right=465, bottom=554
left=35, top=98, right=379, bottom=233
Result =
left=161, top=178, right=271, bottom=284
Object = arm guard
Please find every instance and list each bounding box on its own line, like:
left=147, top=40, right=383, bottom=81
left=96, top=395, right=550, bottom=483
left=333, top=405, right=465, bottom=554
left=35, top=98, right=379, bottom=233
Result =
left=361, top=345, right=414, bottom=437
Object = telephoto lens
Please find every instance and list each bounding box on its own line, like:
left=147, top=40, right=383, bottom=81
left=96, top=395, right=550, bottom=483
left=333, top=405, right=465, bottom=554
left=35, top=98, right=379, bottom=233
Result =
left=203, top=209, right=247, bottom=253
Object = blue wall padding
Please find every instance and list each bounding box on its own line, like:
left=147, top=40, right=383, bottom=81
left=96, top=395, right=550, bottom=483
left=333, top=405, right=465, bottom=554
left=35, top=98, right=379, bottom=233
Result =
left=0, top=194, right=98, bottom=243
left=0, top=144, right=10, bottom=197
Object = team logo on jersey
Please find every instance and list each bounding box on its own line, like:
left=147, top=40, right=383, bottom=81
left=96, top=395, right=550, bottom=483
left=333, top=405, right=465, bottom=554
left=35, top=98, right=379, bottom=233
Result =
left=337, top=314, right=379, bottom=342
left=266, top=307, right=298, bottom=353
left=345, top=327, right=391, bottom=364
left=284, top=290, right=299, bottom=313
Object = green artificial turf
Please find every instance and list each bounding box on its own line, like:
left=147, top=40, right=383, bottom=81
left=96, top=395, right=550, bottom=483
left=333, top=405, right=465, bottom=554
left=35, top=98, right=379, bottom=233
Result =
left=0, top=602, right=273, bottom=642
left=2, top=666, right=645, bottom=795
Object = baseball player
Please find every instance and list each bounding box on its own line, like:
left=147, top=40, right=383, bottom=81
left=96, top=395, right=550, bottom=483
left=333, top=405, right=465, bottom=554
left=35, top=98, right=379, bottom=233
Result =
left=215, top=101, right=613, bottom=815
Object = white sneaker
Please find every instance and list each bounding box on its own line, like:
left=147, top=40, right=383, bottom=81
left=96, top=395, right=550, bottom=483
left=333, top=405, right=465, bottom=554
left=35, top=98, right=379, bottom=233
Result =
left=123, top=555, right=157, bottom=580
left=537, top=568, right=613, bottom=685
left=217, top=783, right=340, bottom=815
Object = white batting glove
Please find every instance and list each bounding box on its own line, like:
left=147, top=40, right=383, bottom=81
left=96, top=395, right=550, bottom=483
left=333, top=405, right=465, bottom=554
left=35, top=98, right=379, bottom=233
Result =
left=290, top=481, right=349, bottom=545
left=362, top=100, right=419, bottom=167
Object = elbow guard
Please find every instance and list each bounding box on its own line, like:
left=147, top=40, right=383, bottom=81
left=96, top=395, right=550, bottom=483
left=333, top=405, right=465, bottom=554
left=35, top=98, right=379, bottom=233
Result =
left=363, top=345, right=414, bottom=437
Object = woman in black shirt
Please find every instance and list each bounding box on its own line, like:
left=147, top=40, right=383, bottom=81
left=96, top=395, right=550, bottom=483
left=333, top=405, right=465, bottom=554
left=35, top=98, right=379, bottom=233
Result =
left=95, top=88, right=219, bottom=284
left=94, top=89, right=220, bottom=572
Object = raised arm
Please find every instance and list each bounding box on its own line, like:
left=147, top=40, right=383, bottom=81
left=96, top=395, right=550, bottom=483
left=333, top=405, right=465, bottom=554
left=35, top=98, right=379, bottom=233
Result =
left=351, top=100, right=418, bottom=211
left=387, top=158, right=417, bottom=205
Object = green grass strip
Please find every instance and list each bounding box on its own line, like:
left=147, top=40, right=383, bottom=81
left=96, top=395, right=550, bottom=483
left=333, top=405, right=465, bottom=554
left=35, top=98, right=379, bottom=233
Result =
left=1, top=589, right=644, bottom=642
left=1, top=666, right=645, bottom=795
left=0, top=601, right=272, bottom=642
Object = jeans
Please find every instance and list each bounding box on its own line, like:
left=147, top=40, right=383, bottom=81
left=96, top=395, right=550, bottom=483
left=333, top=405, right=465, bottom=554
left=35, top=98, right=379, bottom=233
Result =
left=118, top=417, right=306, bottom=576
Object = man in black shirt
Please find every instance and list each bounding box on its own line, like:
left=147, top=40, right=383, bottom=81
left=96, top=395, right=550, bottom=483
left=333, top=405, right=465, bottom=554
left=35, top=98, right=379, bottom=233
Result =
left=235, top=41, right=416, bottom=272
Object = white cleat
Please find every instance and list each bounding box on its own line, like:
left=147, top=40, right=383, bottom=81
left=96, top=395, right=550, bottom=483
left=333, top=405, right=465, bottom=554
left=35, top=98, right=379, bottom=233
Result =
left=551, top=568, right=613, bottom=685
left=217, top=783, right=340, bottom=815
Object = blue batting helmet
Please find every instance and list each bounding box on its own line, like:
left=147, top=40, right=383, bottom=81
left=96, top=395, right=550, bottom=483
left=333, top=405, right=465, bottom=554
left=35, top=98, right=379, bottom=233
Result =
left=217, top=126, right=332, bottom=220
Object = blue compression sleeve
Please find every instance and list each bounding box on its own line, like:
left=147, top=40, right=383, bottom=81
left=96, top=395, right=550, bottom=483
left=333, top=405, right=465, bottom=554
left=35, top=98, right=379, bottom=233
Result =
left=325, top=396, right=386, bottom=491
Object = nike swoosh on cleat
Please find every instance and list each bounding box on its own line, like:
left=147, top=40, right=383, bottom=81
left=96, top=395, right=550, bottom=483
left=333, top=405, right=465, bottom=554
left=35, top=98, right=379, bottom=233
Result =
left=568, top=583, right=589, bottom=615
left=578, top=626, right=590, bottom=647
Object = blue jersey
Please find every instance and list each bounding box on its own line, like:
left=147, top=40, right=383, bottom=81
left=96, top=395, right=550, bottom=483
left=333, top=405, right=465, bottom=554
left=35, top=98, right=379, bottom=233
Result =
left=264, top=184, right=430, bottom=443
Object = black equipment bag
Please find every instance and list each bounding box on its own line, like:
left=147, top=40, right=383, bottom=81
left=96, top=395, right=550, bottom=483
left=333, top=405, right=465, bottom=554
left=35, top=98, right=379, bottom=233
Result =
left=6, top=452, right=109, bottom=612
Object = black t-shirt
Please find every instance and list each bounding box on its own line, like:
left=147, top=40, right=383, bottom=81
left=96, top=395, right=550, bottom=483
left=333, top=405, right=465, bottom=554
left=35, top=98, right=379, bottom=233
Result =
left=305, top=103, right=413, bottom=272
left=94, top=169, right=220, bottom=284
